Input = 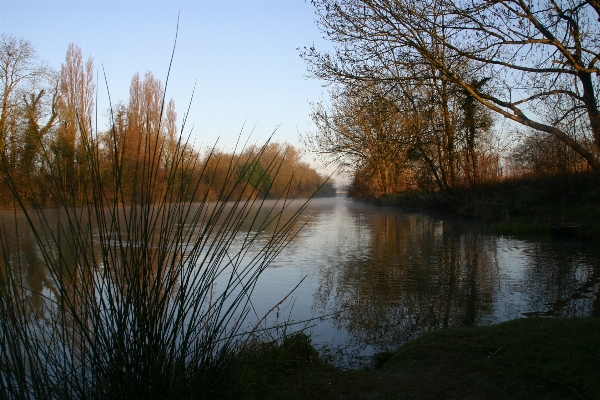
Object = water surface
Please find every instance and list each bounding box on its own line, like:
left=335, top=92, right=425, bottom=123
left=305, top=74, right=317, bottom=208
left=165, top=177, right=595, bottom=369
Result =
left=251, top=197, right=600, bottom=367
left=3, top=196, right=599, bottom=368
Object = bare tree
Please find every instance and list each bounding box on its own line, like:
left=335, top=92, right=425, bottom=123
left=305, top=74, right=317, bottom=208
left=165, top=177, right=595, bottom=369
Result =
left=303, top=0, right=500, bottom=195
left=53, top=43, right=94, bottom=197
left=104, top=71, right=177, bottom=201
left=0, top=34, right=50, bottom=151
left=303, top=0, right=600, bottom=170
left=304, top=69, right=494, bottom=195
left=305, top=85, right=412, bottom=195
left=442, top=0, right=600, bottom=169
left=0, top=34, right=56, bottom=203
left=127, top=72, right=169, bottom=167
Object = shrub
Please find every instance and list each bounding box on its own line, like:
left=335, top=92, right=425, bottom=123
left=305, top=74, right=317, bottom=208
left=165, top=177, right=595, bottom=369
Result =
left=0, top=103, right=313, bottom=399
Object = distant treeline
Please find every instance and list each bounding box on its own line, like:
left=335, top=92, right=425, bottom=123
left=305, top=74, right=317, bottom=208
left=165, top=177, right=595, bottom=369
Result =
left=0, top=35, right=334, bottom=207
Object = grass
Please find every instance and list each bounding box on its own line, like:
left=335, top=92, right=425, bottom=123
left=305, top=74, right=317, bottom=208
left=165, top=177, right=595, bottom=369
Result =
left=255, top=317, right=600, bottom=399
left=0, top=79, right=315, bottom=398
left=491, top=219, right=551, bottom=235
left=239, top=331, right=322, bottom=397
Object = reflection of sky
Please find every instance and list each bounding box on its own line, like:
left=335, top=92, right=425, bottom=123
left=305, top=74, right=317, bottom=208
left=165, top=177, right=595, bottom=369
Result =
left=495, top=240, right=543, bottom=320
left=4, top=198, right=599, bottom=369
left=250, top=198, right=600, bottom=367
left=494, top=238, right=599, bottom=319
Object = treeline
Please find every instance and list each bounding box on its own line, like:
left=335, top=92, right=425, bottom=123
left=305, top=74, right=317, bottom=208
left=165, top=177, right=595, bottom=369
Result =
left=0, top=34, right=334, bottom=207
left=301, top=0, right=600, bottom=200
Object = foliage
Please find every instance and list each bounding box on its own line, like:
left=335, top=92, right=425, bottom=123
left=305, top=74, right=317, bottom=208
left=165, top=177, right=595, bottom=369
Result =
left=236, top=160, right=273, bottom=197
left=0, top=36, right=333, bottom=207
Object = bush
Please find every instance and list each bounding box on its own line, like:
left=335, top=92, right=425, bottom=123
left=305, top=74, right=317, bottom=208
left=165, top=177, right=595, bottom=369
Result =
left=0, top=109, right=313, bottom=399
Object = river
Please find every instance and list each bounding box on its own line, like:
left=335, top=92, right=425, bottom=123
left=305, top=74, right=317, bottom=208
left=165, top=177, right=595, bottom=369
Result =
left=2, top=196, right=599, bottom=369
left=250, top=196, right=600, bottom=367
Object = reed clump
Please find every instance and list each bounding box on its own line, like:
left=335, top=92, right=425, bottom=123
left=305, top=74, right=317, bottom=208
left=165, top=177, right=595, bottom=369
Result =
left=0, top=96, right=315, bottom=398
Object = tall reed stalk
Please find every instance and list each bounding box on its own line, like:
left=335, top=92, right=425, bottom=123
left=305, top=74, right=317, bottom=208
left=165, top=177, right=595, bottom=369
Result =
left=0, top=88, right=313, bottom=398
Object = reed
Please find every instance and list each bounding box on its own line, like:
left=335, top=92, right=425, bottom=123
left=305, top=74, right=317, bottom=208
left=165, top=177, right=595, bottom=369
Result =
left=0, top=90, right=314, bottom=399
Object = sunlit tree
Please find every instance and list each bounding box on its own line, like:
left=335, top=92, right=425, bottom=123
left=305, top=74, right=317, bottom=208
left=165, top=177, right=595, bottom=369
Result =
left=303, top=0, right=600, bottom=172
left=53, top=43, right=94, bottom=200
left=0, top=34, right=56, bottom=204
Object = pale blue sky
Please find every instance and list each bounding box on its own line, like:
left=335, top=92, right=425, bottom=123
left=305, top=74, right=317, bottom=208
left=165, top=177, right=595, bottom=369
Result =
left=0, top=0, right=331, bottom=163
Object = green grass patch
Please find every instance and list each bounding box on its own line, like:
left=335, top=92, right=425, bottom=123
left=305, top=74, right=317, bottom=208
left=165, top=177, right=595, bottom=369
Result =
left=492, top=219, right=551, bottom=235
left=257, top=317, right=600, bottom=399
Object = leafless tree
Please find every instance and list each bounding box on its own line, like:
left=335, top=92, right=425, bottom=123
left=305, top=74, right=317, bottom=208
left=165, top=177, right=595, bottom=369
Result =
left=0, top=34, right=51, bottom=151
left=0, top=34, right=56, bottom=202
left=302, top=0, right=499, bottom=194
left=303, top=0, right=600, bottom=170
left=305, top=84, right=413, bottom=195
left=53, top=43, right=95, bottom=197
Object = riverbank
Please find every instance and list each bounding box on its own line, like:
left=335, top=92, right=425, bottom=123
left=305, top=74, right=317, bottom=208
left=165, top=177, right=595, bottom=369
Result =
left=373, top=172, right=600, bottom=240
left=251, top=317, right=600, bottom=399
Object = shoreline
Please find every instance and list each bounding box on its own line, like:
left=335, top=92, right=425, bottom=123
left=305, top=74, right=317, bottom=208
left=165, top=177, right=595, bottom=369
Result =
left=253, top=317, right=600, bottom=399
left=358, top=172, right=600, bottom=240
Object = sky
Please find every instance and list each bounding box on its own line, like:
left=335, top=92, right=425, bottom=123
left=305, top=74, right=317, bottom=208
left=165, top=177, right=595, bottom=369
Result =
left=0, top=0, right=334, bottom=170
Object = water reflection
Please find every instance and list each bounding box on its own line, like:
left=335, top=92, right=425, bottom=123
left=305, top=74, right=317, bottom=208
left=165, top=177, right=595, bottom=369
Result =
left=262, top=198, right=600, bottom=366
left=300, top=206, right=501, bottom=357
left=2, top=197, right=599, bottom=368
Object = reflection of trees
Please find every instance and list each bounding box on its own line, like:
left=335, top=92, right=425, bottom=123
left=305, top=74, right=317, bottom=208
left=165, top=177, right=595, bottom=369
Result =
left=0, top=200, right=310, bottom=320
left=518, top=241, right=600, bottom=318
left=0, top=201, right=313, bottom=329
left=1, top=212, right=53, bottom=318
left=311, top=204, right=600, bottom=354
left=314, top=211, right=500, bottom=349
left=0, top=209, right=103, bottom=328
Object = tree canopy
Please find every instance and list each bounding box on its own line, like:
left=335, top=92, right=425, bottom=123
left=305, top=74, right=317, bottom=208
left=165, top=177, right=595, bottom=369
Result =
left=0, top=35, right=334, bottom=207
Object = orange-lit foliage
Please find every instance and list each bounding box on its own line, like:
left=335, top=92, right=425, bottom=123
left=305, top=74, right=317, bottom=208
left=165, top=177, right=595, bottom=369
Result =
left=196, top=143, right=334, bottom=202
left=0, top=37, right=333, bottom=207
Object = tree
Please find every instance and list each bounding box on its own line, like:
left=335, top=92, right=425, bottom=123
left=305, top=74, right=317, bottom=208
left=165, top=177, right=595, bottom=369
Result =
left=442, top=0, right=600, bottom=170
left=257, top=142, right=334, bottom=198
left=509, top=128, right=588, bottom=176
left=305, top=85, right=412, bottom=196
left=18, top=90, right=57, bottom=187
left=0, top=34, right=56, bottom=203
left=236, top=159, right=272, bottom=196
left=53, top=43, right=94, bottom=199
left=0, top=34, right=50, bottom=153
left=302, top=0, right=498, bottom=195
left=102, top=71, right=180, bottom=203
left=303, top=0, right=600, bottom=171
